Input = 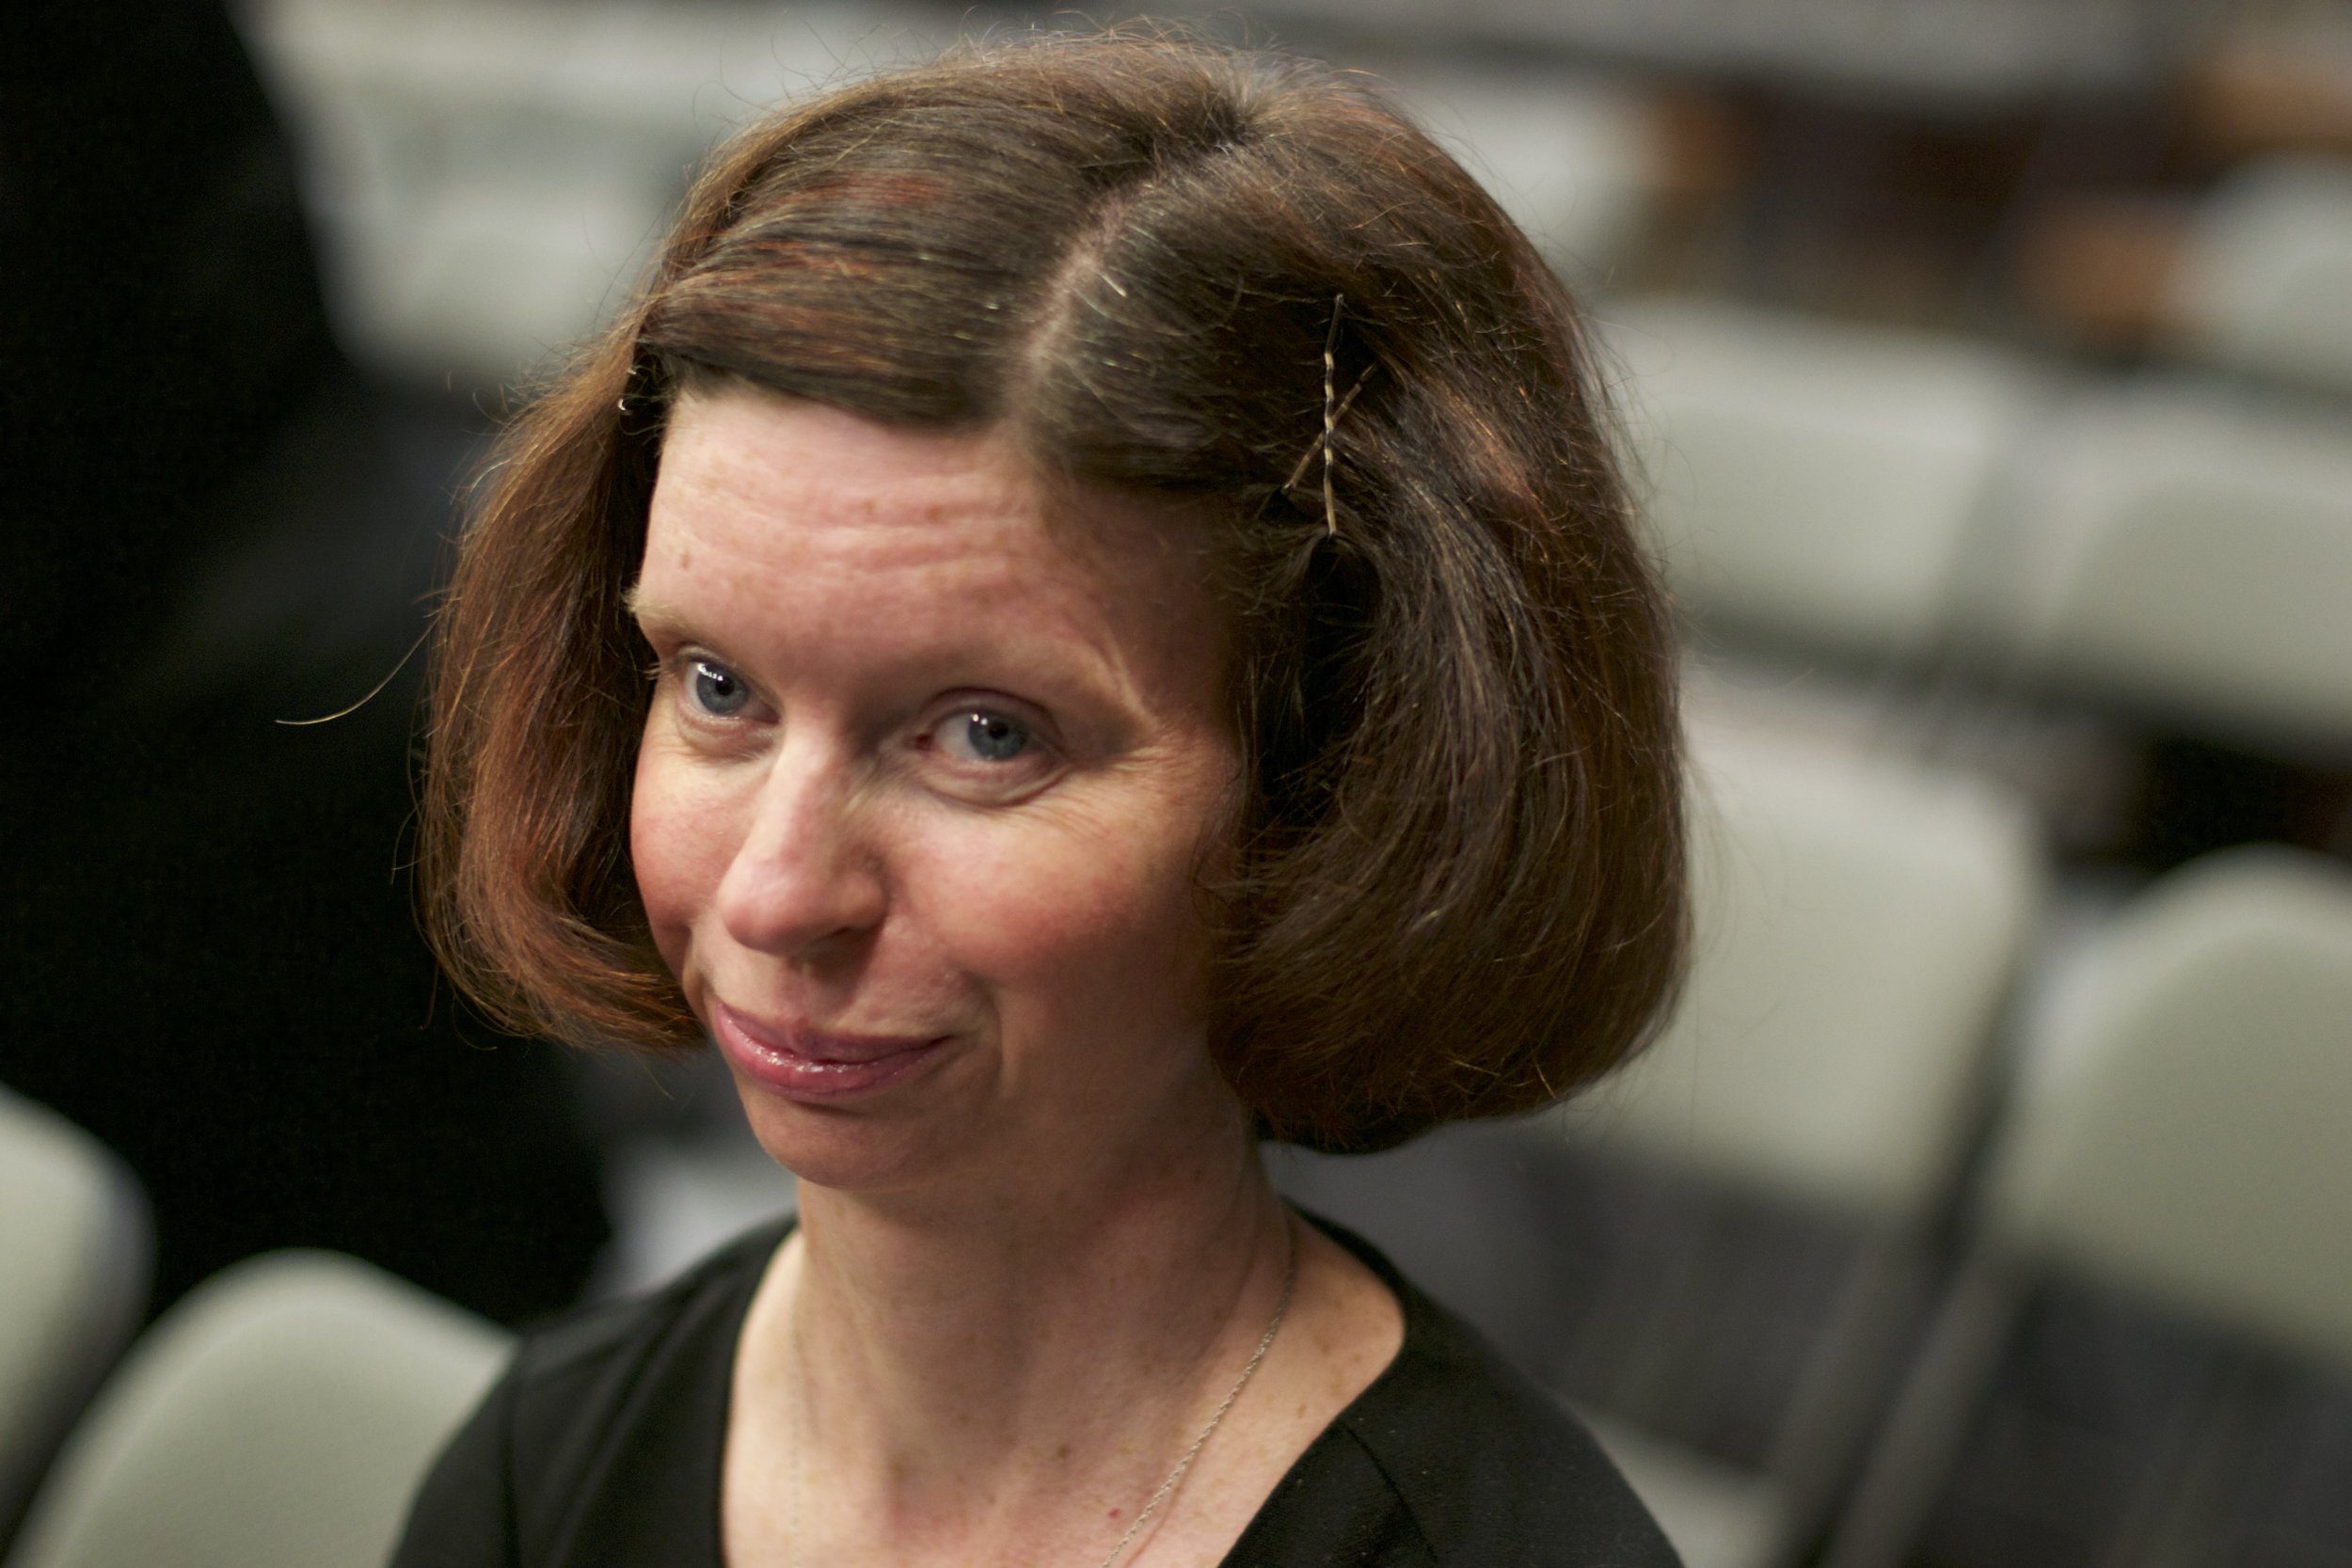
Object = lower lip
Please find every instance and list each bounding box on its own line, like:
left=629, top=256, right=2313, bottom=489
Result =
left=710, top=1006, right=949, bottom=1102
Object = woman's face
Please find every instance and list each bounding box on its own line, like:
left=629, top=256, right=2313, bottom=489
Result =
left=629, top=388, right=1243, bottom=1196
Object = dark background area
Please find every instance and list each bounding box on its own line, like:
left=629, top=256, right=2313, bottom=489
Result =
left=2, top=2, right=606, bottom=1324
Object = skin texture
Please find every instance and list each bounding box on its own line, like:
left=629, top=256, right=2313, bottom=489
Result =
left=629, top=388, right=1401, bottom=1567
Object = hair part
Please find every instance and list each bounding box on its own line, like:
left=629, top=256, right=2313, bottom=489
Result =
left=421, top=27, right=1686, bottom=1152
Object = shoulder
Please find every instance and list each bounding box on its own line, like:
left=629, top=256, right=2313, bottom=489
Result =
left=1266, top=1219, right=1681, bottom=1568
left=1341, top=1291, right=1680, bottom=1566
left=389, top=1218, right=787, bottom=1568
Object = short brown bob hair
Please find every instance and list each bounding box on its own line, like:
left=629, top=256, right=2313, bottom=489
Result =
left=421, top=28, right=1685, bottom=1153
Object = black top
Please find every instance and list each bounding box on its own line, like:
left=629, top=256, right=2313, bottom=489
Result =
left=390, top=1216, right=1680, bottom=1567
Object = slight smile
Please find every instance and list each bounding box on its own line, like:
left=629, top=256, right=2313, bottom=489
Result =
left=710, top=1001, right=953, bottom=1101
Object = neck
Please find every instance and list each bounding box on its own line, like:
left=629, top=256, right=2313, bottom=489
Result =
left=753, top=1094, right=1297, bottom=1558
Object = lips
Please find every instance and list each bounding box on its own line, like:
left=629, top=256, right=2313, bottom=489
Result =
left=710, top=1000, right=950, bottom=1101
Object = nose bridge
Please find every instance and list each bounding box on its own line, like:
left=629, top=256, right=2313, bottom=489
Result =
left=716, top=729, right=883, bottom=955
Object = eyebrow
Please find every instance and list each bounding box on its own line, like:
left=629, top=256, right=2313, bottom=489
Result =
left=621, top=584, right=686, bottom=641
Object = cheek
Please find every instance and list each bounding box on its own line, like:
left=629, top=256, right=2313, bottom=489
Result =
left=628, top=744, right=734, bottom=979
left=919, top=813, right=1218, bottom=1039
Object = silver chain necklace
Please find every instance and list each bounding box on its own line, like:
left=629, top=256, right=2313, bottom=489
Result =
left=786, top=1226, right=1299, bottom=1568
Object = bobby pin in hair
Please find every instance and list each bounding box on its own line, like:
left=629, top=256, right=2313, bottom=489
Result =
left=1282, top=293, right=1377, bottom=536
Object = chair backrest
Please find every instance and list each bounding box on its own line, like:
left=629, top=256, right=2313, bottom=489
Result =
left=1820, top=846, right=2352, bottom=1568
left=0, top=1085, right=150, bottom=1549
left=1573, top=717, right=2044, bottom=1227
left=242, top=0, right=943, bottom=387
left=1603, top=298, right=2044, bottom=663
left=2169, top=154, right=2352, bottom=397
left=5, top=1251, right=509, bottom=1568
left=1971, top=380, right=2352, bottom=754
left=1981, top=846, right=2352, bottom=1378
left=1380, top=62, right=1658, bottom=284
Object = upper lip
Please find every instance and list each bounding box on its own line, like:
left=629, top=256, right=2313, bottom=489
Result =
left=713, top=1001, right=943, bottom=1064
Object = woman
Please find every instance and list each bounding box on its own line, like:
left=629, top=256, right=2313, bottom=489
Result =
left=397, top=29, right=1687, bottom=1568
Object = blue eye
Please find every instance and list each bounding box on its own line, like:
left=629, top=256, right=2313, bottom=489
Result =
left=689, top=658, right=748, bottom=717
left=949, top=710, right=1030, bottom=763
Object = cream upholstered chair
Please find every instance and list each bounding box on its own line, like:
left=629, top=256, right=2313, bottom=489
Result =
left=1585, top=717, right=2046, bottom=1221
left=2168, top=155, right=2352, bottom=398
left=0, top=1085, right=150, bottom=1551
left=1378, top=62, right=1662, bottom=288
left=1823, top=847, right=2352, bottom=1568
left=1602, top=297, right=2045, bottom=666
left=1965, top=378, right=2352, bottom=756
left=5, top=1251, right=507, bottom=1568
left=1552, top=715, right=2044, bottom=1568
left=240, top=0, right=944, bottom=387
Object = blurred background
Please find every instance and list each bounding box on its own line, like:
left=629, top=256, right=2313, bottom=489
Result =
left=4, top=0, right=2351, bottom=1564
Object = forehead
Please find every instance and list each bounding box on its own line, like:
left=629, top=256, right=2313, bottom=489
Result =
left=636, top=388, right=1226, bottom=685
left=653, top=390, right=1041, bottom=562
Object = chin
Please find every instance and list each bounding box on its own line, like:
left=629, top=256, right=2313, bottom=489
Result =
left=728, top=1069, right=977, bottom=1198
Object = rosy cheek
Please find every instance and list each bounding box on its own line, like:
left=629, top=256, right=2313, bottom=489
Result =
left=630, top=748, right=717, bottom=984
left=927, top=827, right=1211, bottom=1028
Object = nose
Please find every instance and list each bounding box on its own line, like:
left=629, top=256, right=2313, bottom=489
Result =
left=713, top=740, right=887, bottom=960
